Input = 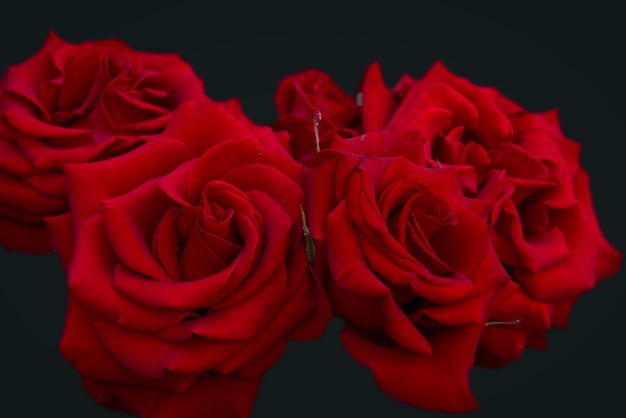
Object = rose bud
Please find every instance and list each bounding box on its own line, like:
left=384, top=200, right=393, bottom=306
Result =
left=0, top=31, right=209, bottom=253
left=272, top=68, right=361, bottom=160
left=48, top=101, right=331, bottom=417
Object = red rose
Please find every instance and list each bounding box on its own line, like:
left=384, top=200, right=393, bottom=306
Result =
left=0, top=31, right=208, bottom=253
left=272, top=68, right=360, bottom=160
left=48, top=101, right=330, bottom=417
left=355, top=61, right=623, bottom=367
left=306, top=133, right=516, bottom=412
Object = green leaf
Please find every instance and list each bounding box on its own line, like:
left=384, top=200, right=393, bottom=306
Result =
left=300, top=204, right=315, bottom=265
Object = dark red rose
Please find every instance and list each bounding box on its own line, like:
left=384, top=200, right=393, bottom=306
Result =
left=0, top=31, right=209, bottom=253
left=355, top=61, right=623, bottom=367
left=272, top=68, right=360, bottom=160
left=48, top=101, right=330, bottom=418
left=305, top=134, right=516, bottom=412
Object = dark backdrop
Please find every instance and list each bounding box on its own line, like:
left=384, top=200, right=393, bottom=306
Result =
left=1, top=1, right=625, bottom=417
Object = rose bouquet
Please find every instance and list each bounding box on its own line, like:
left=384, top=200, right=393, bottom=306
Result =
left=0, top=32, right=621, bottom=417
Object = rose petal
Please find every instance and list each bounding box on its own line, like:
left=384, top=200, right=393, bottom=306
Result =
left=157, top=261, right=286, bottom=342
left=82, top=372, right=262, bottom=418
left=90, top=315, right=243, bottom=377
left=64, top=138, right=191, bottom=229
left=68, top=215, right=194, bottom=331
left=111, top=211, right=259, bottom=309
left=360, top=61, right=396, bottom=132
left=161, top=101, right=259, bottom=157
left=341, top=323, right=480, bottom=413
left=45, top=212, right=74, bottom=268
left=60, top=299, right=197, bottom=393
left=0, top=215, right=52, bottom=253
left=327, top=202, right=431, bottom=353
left=101, top=178, right=176, bottom=282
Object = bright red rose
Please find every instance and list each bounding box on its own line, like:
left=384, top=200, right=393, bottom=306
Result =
left=0, top=31, right=209, bottom=253
left=48, top=101, right=330, bottom=418
left=305, top=133, right=516, bottom=412
left=272, top=68, right=360, bottom=160
left=354, top=61, right=623, bottom=367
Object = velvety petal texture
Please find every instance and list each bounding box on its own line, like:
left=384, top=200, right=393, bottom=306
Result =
left=3, top=40, right=620, bottom=417
left=0, top=31, right=209, bottom=253
left=51, top=101, right=331, bottom=417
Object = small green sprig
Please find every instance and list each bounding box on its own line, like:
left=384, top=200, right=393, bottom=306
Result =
left=300, top=204, right=315, bottom=265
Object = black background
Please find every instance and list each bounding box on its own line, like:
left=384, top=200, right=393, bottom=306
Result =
left=1, top=1, right=625, bottom=417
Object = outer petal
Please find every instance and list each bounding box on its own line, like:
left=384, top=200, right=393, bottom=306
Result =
left=341, top=324, right=481, bottom=413
left=68, top=215, right=195, bottom=332
left=82, top=373, right=262, bottom=418
left=60, top=299, right=197, bottom=393
left=45, top=212, right=74, bottom=268
left=0, top=215, right=53, bottom=253
left=359, top=61, right=396, bottom=132
left=64, top=138, right=192, bottom=230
